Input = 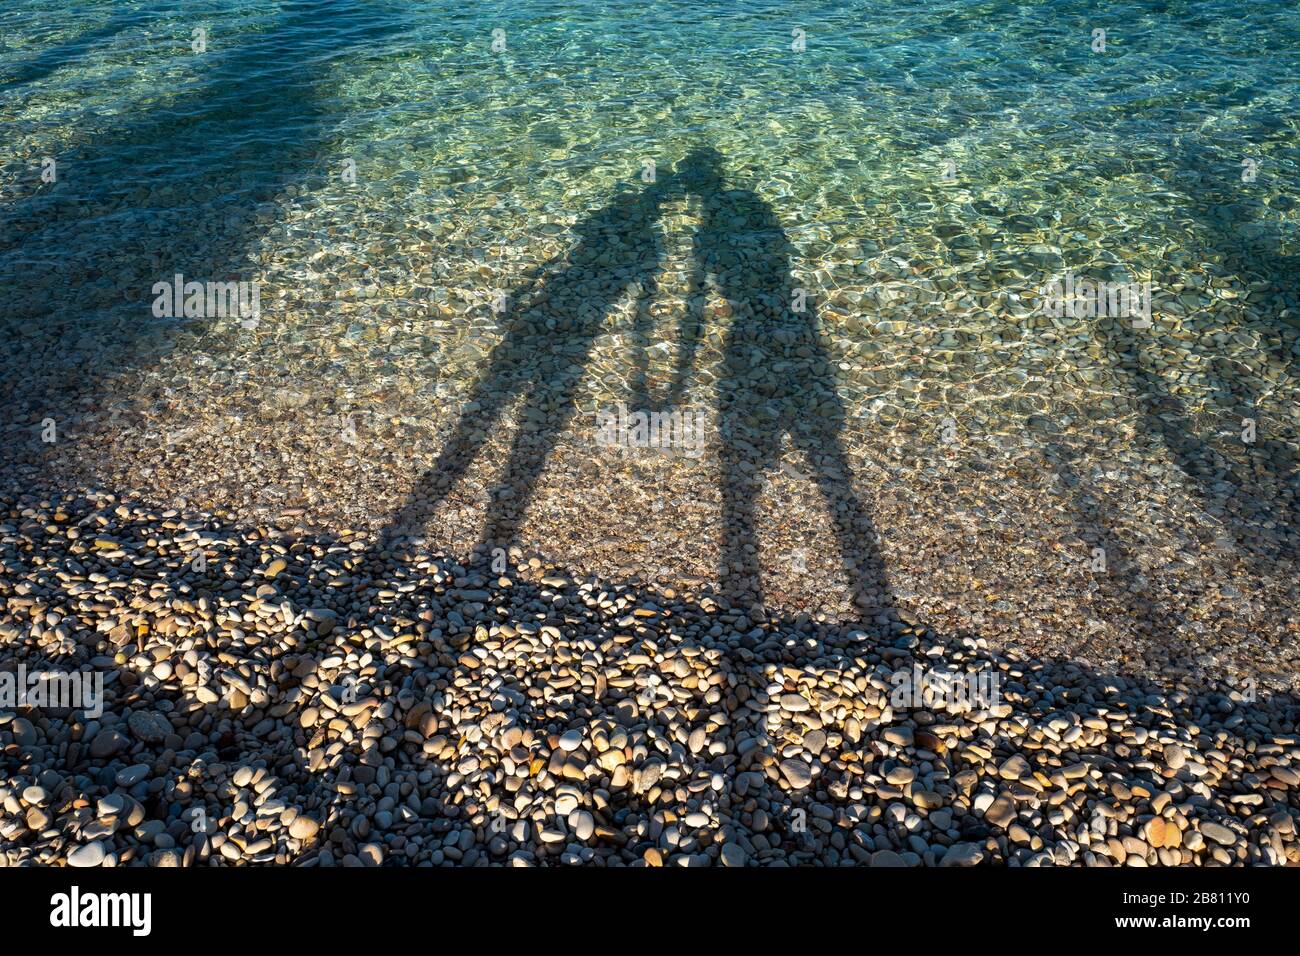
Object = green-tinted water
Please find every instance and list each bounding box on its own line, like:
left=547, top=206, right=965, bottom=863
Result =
left=2, top=1, right=1297, bottom=663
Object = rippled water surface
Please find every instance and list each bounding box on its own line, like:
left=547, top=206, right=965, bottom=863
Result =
left=2, top=1, right=1298, bottom=671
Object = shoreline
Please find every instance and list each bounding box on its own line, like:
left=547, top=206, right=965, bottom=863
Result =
left=2, top=489, right=1296, bottom=867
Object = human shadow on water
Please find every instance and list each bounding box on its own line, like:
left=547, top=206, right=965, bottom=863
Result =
left=1096, top=313, right=1300, bottom=574
left=669, top=147, right=894, bottom=621
left=1026, top=413, right=1187, bottom=656
left=1086, top=121, right=1300, bottom=574
left=381, top=177, right=676, bottom=552
left=383, top=148, right=894, bottom=625
left=0, top=5, right=149, bottom=91
left=1163, top=123, right=1300, bottom=567
left=0, top=0, right=410, bottom=484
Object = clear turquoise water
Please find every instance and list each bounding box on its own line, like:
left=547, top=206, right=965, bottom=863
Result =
left=2, top=0, right=1298, bottom=589
left=5, top=1, right=1297, bottom=314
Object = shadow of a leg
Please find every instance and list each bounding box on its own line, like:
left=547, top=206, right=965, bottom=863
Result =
left=1100, top=318, right=1298, bottom=569
left=379, top=181, right=673, bottom=555
left=1029, top=415, right=1182, bottom=652
left=480, top=359, right=590, bottom=549
left=380, top=337, right=528, bottom=549
left=797, top=417, right=893, bottom=620
left=676, top=145, right=895, bottom=620
left=718, top=436, right=765, bottom=610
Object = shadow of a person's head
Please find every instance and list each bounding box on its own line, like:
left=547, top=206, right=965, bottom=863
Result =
left=676, top=146, right=726, bottom=195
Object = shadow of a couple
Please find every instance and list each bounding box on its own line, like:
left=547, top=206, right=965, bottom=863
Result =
left=383, top=146, right=893, bottom=623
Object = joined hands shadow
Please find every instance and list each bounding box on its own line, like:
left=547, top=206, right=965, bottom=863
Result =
left=381, top=146, right=894, bottom=625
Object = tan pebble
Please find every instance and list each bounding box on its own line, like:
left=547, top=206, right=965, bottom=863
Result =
left=915, top=730, right=944, bottom=753
left=1163, top=822, right=1182, bottom=848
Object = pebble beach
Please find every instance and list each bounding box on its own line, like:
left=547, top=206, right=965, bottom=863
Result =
left=2, top=0, right=1299, bottom=869
left=1, top=490, right=1297, bottom=867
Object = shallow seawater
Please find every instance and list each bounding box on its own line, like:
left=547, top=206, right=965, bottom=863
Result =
left=2, top=1, right=1298, bottom=672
